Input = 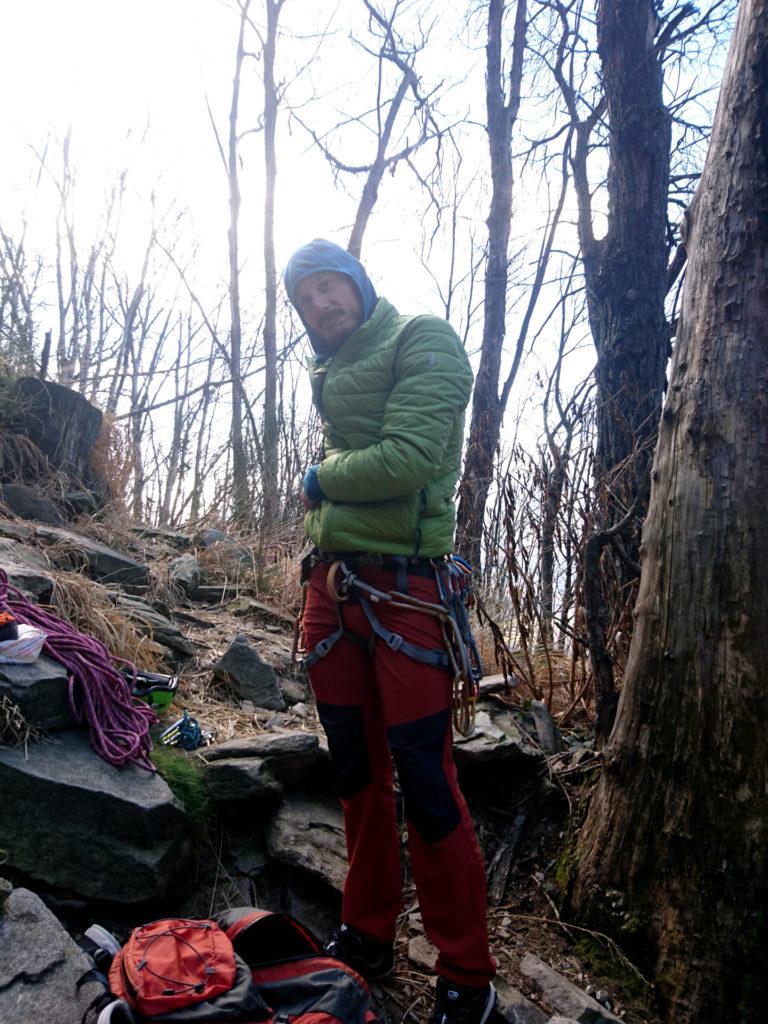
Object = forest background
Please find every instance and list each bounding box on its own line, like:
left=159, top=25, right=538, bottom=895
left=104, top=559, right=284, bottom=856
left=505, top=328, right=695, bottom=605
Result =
left=0, top=0, right=732, bottom=678
left=2, top=1, right=766, bottom=1023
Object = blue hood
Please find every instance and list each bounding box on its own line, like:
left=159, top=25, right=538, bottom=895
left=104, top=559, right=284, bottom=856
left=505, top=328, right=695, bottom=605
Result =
left=284, top=239, right=378, bottom=350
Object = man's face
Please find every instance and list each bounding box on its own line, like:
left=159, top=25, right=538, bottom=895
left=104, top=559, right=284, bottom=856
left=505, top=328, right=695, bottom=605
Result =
left=294, top=271, right=364, bottom=350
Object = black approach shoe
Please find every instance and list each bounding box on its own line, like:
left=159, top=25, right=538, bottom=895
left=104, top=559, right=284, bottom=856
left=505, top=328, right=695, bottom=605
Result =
left=431, top=978, right=497, bottom=1024
left=325, top=923, right=395, bottom=982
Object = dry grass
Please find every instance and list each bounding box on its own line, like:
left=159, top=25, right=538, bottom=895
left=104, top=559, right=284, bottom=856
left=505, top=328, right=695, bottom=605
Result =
left=89, top=410, right=133, bottom=510
left=160, top=670, right=316, bottom=747
left=47, top=571, right=166, bottom=669
left=195, top=518, right=309, bottom=618
left=0, top=427, right=65, bottom=495
left=0, top=695, right=42, bottom=750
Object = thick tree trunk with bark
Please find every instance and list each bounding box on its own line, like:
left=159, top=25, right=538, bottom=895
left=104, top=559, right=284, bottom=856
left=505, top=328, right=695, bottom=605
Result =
left=570, top=4, right=768, bottom=1021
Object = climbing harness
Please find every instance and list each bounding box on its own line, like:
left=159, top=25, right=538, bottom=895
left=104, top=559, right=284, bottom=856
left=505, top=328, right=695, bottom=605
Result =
left=295, top=552, right=483, bottom=736
left=0, top=568, right=156, bottom=771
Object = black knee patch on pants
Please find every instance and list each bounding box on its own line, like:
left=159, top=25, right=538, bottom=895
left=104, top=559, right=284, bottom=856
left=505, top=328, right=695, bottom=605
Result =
left=388, top=708, right=461, bottom=844
left=317, top=703, right=372, bottom=798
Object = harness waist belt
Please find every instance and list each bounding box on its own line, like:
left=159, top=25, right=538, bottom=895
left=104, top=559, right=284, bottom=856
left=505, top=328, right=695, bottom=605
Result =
left=313, top=551, right=440, bottom=579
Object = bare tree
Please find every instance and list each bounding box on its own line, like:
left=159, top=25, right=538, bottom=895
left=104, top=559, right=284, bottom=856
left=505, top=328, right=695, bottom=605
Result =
left=0, top=225, right=40, bottom=375
left=295, top=0, right=447, bottom=259
left=257, top=0, right=286, bottom=526
left=544, top=0, right=732, bottom=548
left=224, top=0, right=252, bottom=529
left=456, top=0, right=569, bottom=568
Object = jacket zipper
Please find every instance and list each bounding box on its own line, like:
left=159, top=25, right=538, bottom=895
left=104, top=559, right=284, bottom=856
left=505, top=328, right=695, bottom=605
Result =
left=414, top=487, right=427, bottom=555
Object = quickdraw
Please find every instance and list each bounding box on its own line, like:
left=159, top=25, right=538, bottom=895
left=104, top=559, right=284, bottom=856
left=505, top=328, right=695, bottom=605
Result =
left=296, top=554, right=483, bottom=737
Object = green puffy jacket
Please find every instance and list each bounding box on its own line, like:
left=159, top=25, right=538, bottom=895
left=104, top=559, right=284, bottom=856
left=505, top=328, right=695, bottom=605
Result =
left=306, top=297, right=473, bottom=557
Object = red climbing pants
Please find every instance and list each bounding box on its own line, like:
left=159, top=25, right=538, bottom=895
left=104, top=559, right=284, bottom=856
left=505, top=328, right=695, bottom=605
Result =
left=302, top=562, right=496, bottom=988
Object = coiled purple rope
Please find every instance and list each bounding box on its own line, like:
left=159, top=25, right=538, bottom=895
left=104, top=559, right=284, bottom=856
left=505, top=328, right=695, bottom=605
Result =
left=0, top=569, right=156, bottom=771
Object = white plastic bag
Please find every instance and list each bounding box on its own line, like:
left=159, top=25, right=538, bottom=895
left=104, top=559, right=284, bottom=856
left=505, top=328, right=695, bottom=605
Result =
left=0, top=623, right=47, bottom=664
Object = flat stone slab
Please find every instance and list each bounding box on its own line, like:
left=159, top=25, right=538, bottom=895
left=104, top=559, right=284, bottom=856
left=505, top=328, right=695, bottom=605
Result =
left=132, top=525, right=193, bottom=549
left=0, top=655, right=75, bottom=731
left=495, top=976, right=549, bottom=1024
left=453, top=710, right=543, bottom=766
left=36, top=525, right=149, bottom=589
left=407, top=934, right=438, bottom=972
left=204, top=757, right=283, bottom=803
left=0, top=483, right=64, bottom=525
left=0, top=885, right=106, bottom=1024
left=226, top=596, right=295, bottom=628
left=0, top=536, right=54, bottom=598
left=202, top=732, right=320, bottom=785
left=266, top=797, right=347, bottom=893
left=519, top=954, right=622, bottom=1023
left=113, top=593, right=194, bottom=661
left=0, top=731, right=186, bottom=902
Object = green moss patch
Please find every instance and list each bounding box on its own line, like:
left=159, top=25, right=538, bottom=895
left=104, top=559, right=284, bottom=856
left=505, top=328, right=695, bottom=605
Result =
left=150, top=743, right=212, bottom=845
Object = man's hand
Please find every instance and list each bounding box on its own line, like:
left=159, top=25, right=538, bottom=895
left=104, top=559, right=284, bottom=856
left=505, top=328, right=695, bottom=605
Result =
left=302, top=464, right=324, bottom=511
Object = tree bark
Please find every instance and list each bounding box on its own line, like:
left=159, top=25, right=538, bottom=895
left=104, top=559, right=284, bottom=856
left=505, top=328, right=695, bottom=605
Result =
left=570, top=4, right=768, bottom=1020
left=585, top=0, right=672, bottom=537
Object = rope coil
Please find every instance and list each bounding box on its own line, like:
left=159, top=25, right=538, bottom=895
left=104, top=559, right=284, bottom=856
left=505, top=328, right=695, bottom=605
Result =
left=0, top=569, right=156, bottom=770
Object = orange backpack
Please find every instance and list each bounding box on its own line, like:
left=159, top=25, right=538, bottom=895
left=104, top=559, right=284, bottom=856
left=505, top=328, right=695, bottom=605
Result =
left=107, top=911, right=377, bottom=1023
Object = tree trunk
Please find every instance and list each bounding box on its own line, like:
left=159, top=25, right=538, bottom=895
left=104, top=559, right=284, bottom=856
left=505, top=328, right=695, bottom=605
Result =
left=455, top=0, right=526, bottom=568
left=227, top=0, right=252, bottom=530
left=586, top=0, right=671, bottom=537
left=570, top=4, right=768, bottom=1021
left=260, top=0, right=283, bottom=528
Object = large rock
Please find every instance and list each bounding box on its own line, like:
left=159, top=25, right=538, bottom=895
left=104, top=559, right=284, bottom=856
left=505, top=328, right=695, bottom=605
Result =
left=113, top=593, right=194, bottom=662
left=203, top=732, right=320, bottom=785
left=0, top=536, right=53, bottom=598
left=226, top=596, right=295, bottom=629
left=0, top=884, right=107, bottom=1024
left=495, top=976, right=549, bottom=1024
left=36, top=525, right=149, bottom=589
left=453, top=710, right=543, bottom=767
left=169, top=553, right=202, bottom=595
left=0, top=731, right=187, bottom=902
left=132, top=525, right=193, bottom=550
left=204, top=757, right=283, bottom=804
left=3, top=377, right=108, bottom=502
left=62, top=489, right=100, bottom=516
left=213, top=637, right=286, bottom=711
left=519, top=955, right=622, bottom=1024
left=0, top=655, right=75, bottom=731
left=193, top=528, right=227, bottom=548
left=266, top=797, right=347, bottom=893
left=0, top=483, right=64, bottom=525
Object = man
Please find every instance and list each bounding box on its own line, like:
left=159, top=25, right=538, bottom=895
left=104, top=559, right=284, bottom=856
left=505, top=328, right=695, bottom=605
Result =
left=285, top=239, right=496, bottom=1024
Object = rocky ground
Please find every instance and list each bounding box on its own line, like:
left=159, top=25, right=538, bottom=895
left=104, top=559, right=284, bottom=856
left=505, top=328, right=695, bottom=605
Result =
left=0, top=512, right=655, bottom=1024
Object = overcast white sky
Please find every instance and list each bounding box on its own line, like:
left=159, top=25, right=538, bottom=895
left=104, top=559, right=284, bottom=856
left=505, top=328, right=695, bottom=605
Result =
left=0, top=1, right=495, bottom=310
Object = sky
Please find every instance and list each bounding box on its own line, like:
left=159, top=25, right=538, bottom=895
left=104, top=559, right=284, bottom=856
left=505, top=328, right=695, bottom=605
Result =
left=0, top=1, right=492, bottom=306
